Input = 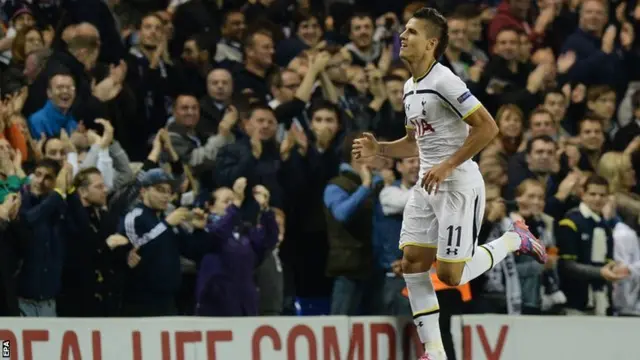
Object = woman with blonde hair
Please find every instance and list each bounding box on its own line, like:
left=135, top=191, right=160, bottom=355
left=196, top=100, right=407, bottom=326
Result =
left=597, top=152, right=640, bottom=224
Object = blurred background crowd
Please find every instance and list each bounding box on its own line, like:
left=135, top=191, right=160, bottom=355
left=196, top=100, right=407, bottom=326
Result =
left=1, top=0, right=640, bottom=357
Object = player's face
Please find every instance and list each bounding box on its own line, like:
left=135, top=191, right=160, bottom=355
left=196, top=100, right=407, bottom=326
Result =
left=516, top=184, right=545, bottom=217
left=399, top=18, right=437, bottom=61
left=582, top=184, right=608, bottom=214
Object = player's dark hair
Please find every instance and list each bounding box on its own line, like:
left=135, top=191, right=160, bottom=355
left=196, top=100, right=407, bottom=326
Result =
left=583, top=174, right=609, bottom=191
left=525, top=134, right=555, bottom=154
left=412, top=7, right=449, bottom=59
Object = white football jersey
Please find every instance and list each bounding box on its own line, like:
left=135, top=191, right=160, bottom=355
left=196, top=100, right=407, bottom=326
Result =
left=403, top=61, right=484, bottom=190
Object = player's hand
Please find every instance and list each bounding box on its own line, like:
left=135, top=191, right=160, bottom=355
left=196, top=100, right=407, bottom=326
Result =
left=352, top=132, right=379, bottom=160
left=421, top=162, right=454, bottom=194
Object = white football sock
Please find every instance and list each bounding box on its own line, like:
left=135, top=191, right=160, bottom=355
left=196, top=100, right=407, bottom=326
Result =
left=403, top=272, right=444, bottom=352
left=459, top=232, right=520, bottom=285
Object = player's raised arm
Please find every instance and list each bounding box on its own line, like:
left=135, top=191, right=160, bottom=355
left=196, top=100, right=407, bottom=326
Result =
left=352, top=128, right=418, bottom=161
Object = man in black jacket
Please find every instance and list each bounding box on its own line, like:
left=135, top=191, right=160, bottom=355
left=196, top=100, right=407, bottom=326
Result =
left=18, top=159, right=70, bottom=317
left=215, top=103, right=284, bottom=214
left=58, top=167, right=129, bottom=317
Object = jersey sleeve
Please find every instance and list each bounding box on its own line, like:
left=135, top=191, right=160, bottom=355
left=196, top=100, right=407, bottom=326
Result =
left=434, top=72, right=481, bottom=120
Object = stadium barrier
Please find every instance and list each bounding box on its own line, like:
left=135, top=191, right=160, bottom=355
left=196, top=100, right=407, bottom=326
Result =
left=0, top=315, right=638, bottom=359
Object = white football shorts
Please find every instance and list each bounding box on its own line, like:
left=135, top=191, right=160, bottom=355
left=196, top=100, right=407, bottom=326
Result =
left=399, top=184, right=485, bottom=263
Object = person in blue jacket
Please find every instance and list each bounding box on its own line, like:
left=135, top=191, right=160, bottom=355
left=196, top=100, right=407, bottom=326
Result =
left=323, top=132, right=383, bottom=315
left=28, top=72, right=78, bottom=139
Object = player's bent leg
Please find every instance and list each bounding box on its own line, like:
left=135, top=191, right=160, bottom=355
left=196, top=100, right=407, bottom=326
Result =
left=401, top=243, right=436, bottom=274
left=401, top=245, right=446, bottom=358
left=434, top=261, right=465, bottom=287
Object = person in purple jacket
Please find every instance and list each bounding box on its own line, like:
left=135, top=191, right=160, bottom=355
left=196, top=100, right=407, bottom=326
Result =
left=195, top=177, right=279, bottom=316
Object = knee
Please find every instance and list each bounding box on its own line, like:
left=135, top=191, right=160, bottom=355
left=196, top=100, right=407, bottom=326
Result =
left=401, top=246, right=437, bottom=274
left=436, top=266, right=462, bottom=286
left=401, top=255, right=431, bottom=274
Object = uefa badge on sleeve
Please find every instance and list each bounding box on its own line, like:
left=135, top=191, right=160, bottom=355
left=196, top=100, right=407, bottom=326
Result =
left=457, top=91, right=472, bottom=104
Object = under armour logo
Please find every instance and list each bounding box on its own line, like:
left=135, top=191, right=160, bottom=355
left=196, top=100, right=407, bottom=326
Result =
left=405, top=102, right=410, bottom=111
left=421, top=99, right=427, bottom=116
left=418, top=321, right=424, bottom=327
left=446, top=248, right=458, bottom=255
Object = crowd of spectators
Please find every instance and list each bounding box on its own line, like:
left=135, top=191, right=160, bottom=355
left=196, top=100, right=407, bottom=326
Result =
left=1, top=1, right=640, bottom=352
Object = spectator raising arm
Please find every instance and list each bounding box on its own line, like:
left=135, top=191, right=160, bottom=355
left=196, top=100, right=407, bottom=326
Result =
left=169, top=106, right=237, bottom=171
left=81, top=119, right=115, bottom=189
left=324, top=164, right=375, bottom=223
